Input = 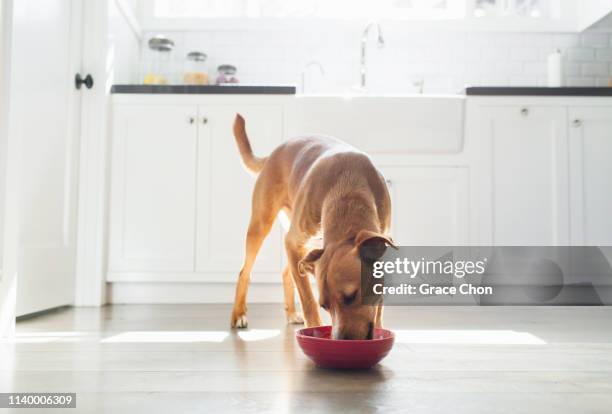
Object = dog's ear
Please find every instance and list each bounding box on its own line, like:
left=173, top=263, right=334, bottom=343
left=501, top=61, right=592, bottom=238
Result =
left=298, top=249, right=324, bottom=277
left=355, top=230, right=397, bottom=263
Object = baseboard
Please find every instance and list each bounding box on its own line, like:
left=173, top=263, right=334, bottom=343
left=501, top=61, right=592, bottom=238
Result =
left=107, top=271, right=282, bottom=283
left=107, top=282, right=294, bottom=304
left=16, top=305, right=72, bottom=321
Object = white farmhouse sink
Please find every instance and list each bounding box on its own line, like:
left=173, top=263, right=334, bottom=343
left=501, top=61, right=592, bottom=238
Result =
left=284, top=95, right=465, bottom=154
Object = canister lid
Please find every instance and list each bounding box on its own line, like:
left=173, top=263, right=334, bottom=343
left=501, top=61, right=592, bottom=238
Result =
left=218, top=64, right=237, bottom=75
left=148, top=36, right=175, bottom=52
left=187, top=51, right=207, bottom=62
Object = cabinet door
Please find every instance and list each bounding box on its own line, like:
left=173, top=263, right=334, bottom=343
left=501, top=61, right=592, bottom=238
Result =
left=569, top=107, right=612, bottom=245
left=196, top=105, right=283, bottom=276
left=380, top=167, right=470, bottom=246
left=476, top=106, right=569, bottom=246
left=108, top=105, right=198, bottom=272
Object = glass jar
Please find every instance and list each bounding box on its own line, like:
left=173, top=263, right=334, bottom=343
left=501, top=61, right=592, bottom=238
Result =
left=143, top=35, right=174, bottom=85
left=183, top=52, right=209, bottom=85
left=216, top=64, right=239, bottom=85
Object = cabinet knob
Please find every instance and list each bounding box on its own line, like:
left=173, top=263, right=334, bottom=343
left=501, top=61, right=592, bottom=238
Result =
left=202, top=117, right=208, bottom=125
left=520, top=107, right=529, bottom=117
left=187, top=117, right=195, bottom=124
left=75, top=73, right=94, bottom=90
left=572, top=119, right=582, bottom=128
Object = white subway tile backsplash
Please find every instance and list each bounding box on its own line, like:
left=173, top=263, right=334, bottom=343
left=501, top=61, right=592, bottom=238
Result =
left=508, top=76, right=539, bottom=86
left=581, top=62, right=609, bottom=76
left=495, top=61, right=523, bottom=75
left=510, top=47, right=538, bottom=61
left=523, top=61, right=546, bottom=75
left=596, top=49, right=612, bottom=62
left=482, top=47, right=509, bottom=61
left=564, top=62, right=581, bottom=76
left=140, top=28, right=612, bottom=93
left=479, top=75, right=509, bottom=86
left=553, top=34, right=579, bottom=48
left=462, top=47, right=482, bottom=62
left=566, top=76, right=596, bottom=87
left=567, top=48, right=596, bottom=62
left=580, top=33, right=609, bottom=48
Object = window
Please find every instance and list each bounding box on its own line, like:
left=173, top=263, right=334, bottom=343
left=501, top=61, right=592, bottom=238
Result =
left=152, top=0, right=465, bottom=20
left=145, top=0, right=570, bottom=31
left=473, top=0, right=560, bottom=19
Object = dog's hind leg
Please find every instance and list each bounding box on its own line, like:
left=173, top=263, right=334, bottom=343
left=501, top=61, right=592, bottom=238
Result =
left=231, top=190, right=279, bottom=329
left=282, top=265, right=303, bottom=324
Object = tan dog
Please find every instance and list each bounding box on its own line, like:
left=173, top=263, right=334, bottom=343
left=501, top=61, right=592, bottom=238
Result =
left=230, top=114, right=395, bottom=340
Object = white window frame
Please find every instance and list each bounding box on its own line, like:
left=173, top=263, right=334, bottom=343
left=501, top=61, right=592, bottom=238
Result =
left=139, top=0, right=579, bottom=32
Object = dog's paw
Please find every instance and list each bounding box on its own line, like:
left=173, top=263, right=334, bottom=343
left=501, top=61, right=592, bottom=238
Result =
left=231, top=313, right=248, bottom=329
left=286, top=312, right=304, bottom=325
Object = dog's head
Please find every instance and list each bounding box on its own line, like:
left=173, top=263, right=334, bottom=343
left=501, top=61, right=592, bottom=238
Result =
left=299, top=230, right=395, bottom=340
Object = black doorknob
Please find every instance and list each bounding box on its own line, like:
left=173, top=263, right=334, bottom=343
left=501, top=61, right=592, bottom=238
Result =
left=75, top=73, right=94, bottom=90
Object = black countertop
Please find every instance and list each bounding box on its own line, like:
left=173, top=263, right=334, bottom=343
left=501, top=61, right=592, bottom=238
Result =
left=111, top=84, right=297, bottom=95
left=466, top=87, right=612, bottom=96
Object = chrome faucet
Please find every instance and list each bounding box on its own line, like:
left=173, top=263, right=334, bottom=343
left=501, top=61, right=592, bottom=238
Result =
left=300, top=61, right=325, bottom=94
left=360, top=22, right=385, bottom=89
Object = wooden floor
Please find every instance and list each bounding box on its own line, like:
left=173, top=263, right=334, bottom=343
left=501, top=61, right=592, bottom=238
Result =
left=1, top=304, right=612, bottom=413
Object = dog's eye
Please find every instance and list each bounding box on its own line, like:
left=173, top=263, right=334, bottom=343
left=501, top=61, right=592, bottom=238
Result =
left=342, top=290, right=358, bottom=306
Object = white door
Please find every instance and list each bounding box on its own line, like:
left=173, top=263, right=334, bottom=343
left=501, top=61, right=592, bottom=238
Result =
left=380, top=166, right=470, bottom=246
left=1, top=0, right=19, bottom=336
left=108, top=105, right=199, bottom=272
left=196, top=105, right=283, bottom=280
left=476, top=106, right=569, bottom=246
left=568, top=107, right=612, bottom=246
left=11, top=0, right=84, bottom=316
left=0, top=1, right=8, bottom=280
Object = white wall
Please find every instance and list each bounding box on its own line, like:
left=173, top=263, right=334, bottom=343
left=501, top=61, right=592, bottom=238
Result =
left=108, top=0, right=141, bottom=84
left=0, top=0, right=6, bottom=265
left=137, top=19, right=612, bottom=93
left=0, top=0, right=17, bottom=338
left=580, top=1, right=612, bottom=31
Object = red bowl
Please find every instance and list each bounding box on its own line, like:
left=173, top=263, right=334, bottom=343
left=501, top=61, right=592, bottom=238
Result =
left=296, top=325, right=395, bottom=369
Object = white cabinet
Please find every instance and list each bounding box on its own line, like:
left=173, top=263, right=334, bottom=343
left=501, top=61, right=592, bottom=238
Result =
left=380, top=166, right=470, bottom=246
left=569, top=107, right=612, bottom=245
left=474, top=105, right=570, bottom=245
left=106, top=95, right=612, bottom=303
left=109, top=105, right=198, bottom=272
left=195, top=105, right=283, bottom=274
left=108, top=101, right=284, bottom=281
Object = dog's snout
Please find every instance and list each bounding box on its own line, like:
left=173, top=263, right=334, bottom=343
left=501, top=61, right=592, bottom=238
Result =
left=334, top=322, right=375, bottom=340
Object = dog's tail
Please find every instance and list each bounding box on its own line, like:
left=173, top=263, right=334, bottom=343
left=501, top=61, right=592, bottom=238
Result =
left=233, top=113, right=267, bottom=174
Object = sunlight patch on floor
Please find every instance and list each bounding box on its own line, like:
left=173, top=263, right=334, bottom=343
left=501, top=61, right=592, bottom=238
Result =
left=100, top=331, right=229, bottom=343
left=237, top=329, right=281, bottom=341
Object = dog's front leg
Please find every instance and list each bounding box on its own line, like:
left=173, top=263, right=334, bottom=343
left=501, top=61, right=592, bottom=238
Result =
left=285, top=239, right=322, bottom=327
left=374, top=303, right=384, bottom=328
left=282, top=265, right=304, bottom=324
